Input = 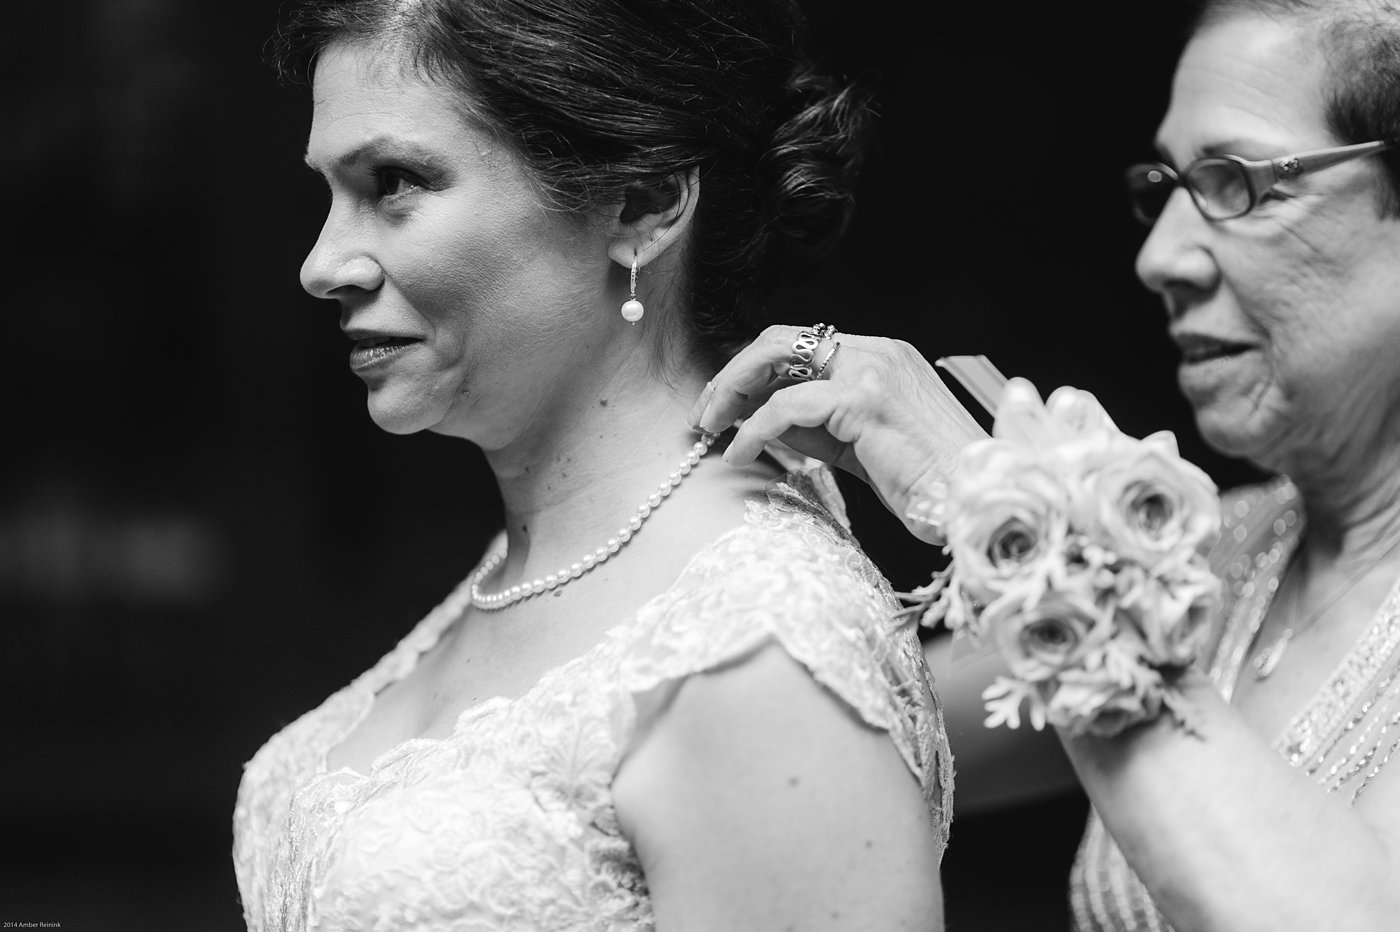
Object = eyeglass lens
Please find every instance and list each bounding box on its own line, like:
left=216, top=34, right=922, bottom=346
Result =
left=1184, top=159, right=1251, bottom=218
left=1128, top=166, right=1174, bottom=222
left=1128, top=159, right=1253, bottom=222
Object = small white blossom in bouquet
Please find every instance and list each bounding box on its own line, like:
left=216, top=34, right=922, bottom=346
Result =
left=904, top=376, right=1222, bottom=738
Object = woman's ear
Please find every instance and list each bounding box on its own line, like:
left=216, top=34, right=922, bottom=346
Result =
left=606, top=167, right=700, bottom=269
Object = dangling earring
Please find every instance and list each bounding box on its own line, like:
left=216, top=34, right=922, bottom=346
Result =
left=620, top=256, right=644, bottom=323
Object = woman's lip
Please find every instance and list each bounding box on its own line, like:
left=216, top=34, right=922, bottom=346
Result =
left=1179, top=344, right=1251, bottom=364
left=1176, top=345, right=1259, bottom=399
left=1172, top=334, right=1256, bottom=364
left=348, top=337, right=420, bottom=371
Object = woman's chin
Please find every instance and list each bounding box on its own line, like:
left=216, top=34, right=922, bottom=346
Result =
left=364, top=393, right=443, bottom=436
left=1193, top=407, right=1286, bottom=472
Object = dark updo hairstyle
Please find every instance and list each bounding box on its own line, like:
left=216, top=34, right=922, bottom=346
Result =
left=1192, top=0, right=1400, bottom=215
left=269, top=0, right=874, bottom=367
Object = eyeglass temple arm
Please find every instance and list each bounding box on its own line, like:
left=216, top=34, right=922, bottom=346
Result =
left=1270, top=140, right=1391, bottom=180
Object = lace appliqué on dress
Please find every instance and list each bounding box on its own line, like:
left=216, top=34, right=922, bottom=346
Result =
left=232, top=469, right=952, bottom=932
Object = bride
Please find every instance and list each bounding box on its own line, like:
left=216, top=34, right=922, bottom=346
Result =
left=231, top=0, right=955, bottom=929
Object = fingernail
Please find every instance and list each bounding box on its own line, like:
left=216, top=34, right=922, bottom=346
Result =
left=687, top=382, right=716, bottom=431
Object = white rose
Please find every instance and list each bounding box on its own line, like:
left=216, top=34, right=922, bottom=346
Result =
left=946, top=456, right=1070, bottom=604
left=1044, top=662, right=1164, bottom=738
left=983, top=583, right=1113, bottom=683
left=1086, top=439, right=1220, bottom=569
left=1125, top=566, right=1221, bottom=668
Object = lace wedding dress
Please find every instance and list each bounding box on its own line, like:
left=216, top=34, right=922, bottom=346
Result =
left=232, top=469, right=953, bottom=931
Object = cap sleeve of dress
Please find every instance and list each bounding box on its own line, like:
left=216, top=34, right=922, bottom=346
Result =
left=613, top=469, right=953, bottom=843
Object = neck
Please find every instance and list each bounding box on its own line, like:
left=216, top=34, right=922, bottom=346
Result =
left=1290, top=444, right=1400, bottom=570
left=482, top=355, right=712, bottom=587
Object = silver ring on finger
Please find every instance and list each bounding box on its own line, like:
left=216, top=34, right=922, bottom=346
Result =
left=813, top=340, right=841, bottom=379
left=786, top=322, right=838, bottom=382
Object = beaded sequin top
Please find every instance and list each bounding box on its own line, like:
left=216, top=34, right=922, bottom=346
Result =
left=231, top=469, right=952, bottom=932
left=1069, top=477, right=1400, bottom=932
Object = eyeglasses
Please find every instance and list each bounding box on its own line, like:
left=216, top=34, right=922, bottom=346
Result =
left=1125, top=140, right=1390, bottom=224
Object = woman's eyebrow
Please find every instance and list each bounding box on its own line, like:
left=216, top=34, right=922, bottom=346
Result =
left=1153, top=137, right=1278, bottom=165
left=303, top=138, right=442, bottom=174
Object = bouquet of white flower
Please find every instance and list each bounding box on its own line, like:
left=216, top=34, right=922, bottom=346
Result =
left=906, top=372, right=1222, bottom=737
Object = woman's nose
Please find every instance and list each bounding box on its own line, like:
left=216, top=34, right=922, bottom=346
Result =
left=300, top=213, right=384, bottom=299
left=1134, top=188, right=1219, bottom=308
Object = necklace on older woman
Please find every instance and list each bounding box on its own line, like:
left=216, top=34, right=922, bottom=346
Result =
left=1253, top=532, right=1400, bottom=680
left=469, top=433, right=718, bottom=611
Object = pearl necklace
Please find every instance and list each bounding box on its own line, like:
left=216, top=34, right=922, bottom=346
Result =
left=469, top=433, right=717, bottom=611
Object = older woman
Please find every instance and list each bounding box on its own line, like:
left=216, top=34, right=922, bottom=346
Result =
left=232, top=0, right=951, bottom=929
left=696, top=0, right=1400, bottom=929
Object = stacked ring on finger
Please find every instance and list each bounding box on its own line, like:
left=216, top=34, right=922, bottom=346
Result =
left=813, top=340, right=841, bottom=380
left=787, top=322, right=838, bottom=381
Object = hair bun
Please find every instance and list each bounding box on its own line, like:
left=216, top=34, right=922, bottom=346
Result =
left=760, top=67, right=876, bottom=265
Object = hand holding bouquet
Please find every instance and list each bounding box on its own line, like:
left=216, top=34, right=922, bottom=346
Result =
left=907, top=376, right=1222, bottom=737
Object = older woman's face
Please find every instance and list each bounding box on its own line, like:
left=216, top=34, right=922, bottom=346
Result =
left=300, top=43, right=609, bottom=443
left=1136, top=16, right=1400, bottom=475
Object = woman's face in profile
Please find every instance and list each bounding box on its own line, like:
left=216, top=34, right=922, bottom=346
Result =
left=1134, top=16, right=1400, bottom=472
left=300, top=43, right=609, bottom=444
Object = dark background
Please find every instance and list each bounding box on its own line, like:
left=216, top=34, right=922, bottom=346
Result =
left=3, top=2, right=1264, bottom=930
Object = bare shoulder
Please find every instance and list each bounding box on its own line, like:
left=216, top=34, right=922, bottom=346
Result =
left=620, top=639, right=915, bottom=795
left=614, top=640, right=944, bottom=930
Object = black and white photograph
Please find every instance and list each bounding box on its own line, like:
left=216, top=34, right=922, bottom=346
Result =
left=5, top=0, right=1399, bottom=929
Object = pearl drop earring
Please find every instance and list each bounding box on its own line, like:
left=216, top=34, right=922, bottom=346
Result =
left=621, top=256, right=644, bottom=323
